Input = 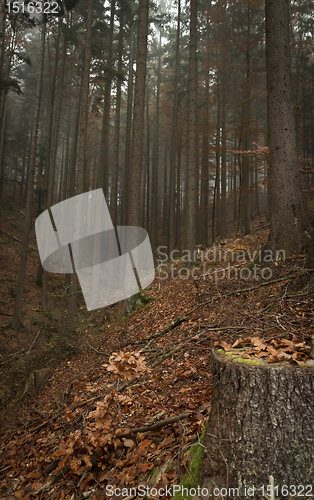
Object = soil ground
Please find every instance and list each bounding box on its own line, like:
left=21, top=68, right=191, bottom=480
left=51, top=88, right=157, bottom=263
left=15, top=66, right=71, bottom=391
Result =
left=1, top=189, right=314, bottom=499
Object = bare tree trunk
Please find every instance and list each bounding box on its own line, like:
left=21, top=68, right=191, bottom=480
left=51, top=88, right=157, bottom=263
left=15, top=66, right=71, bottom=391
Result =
left=110, top=10, right=124, bottom=227
left=241, top=6, right=251, bottom=235
left=12, top=23, right=46, bottom=330
left=68, top=0, right=93, bottom=321
left=121, top=23, right=134, bottom=226
left=97, top=0, right=115, bottom=196
left=185, top=0, right=198, bottom=260
left=168, top=0, right=180, bottom=255
left=127, top=0, right=149, bottom=227
left=42, top=19, right=64, bottom=310
left=212, top=76, right=220, bottom=244
left=150, top=36, right=161, bottom=252
left=266, top=0, right=311, bottom=256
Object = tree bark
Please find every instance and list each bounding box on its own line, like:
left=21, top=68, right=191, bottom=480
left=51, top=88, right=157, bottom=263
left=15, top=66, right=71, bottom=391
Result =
left=168, top=0, right=180, bottom=255
left=265, top=0, right=311, bottom=256
left=110, top=9, right=124, bottom=227
left=127, top=0, right=149, bottom=227
left=12, top=23, right=46, bottom=330
left=150, top=32, right=161, bottom=252
left=67, top=0, right=93, bottom=321
left=185, top=0, right=197, bottom=259
left=97, top=0, right=115, bottom=197
left=121, top=21, right=134, bottom=226
left=200, top=349, right=314, bottom=499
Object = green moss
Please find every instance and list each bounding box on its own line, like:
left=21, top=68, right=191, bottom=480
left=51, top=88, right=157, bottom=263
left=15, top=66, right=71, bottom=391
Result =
left=233, top=357, right=263, bottom=366
left=280, top=240, right=292, bottom=259
left=172, top=419, right=209, bottom=500
left=150, top=467, right=159, bottom=486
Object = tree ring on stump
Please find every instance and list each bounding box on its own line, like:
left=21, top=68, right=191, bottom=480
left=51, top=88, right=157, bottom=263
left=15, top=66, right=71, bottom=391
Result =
left=199, top=349, right=314, bottom=500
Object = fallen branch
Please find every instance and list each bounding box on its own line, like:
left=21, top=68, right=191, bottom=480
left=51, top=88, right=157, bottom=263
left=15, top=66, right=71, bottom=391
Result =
left=117, top=411, right=192, bottom=438
left=32, top=414, right=59, bottom=434
left=86, top=340, right=110, bottom=357
left=0, top=228, right=37, bottom=250
left=30, top=465, right=71, bottom=496
left=0, top=310, right=12, bottom=316
left=26, top=328, right=41, bottom=355
left=32, top=407, right=47, bottom=419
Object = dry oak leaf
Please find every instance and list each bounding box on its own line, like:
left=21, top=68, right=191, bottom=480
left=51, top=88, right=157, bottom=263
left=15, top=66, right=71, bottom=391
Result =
left=232, top=337, right=251, bottom=348
left=215, top=341, right=232, bottom=351
left=123, top=439, right=135, bottom=448
left=268, top=354, right=279, bottom=363
left=158, top=434, right=176, bottom=450
left=138, top=463, right=153, bottom=472
left=276, top=350, right=291, bottom=361
left=255, top=351, right=268, bottom=358
left=138, top=439, right=152, bottom=449
left=251, top=337, right=267, bottom=350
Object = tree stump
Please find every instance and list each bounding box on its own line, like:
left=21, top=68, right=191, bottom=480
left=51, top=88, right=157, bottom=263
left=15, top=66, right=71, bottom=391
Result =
left=200, top=349, right=314, bottom=500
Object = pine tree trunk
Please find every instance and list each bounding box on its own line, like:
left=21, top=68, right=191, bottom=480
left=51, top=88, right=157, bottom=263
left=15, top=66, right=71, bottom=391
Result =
left=200, top=349, right=314, bottom=499
left=12, top=23, right=46, bottom=330
left=127, top=0, right=149, bottom=227
left=122, top=23, right=134, bottom=226
left=168, top=1, right=180, bottom=255
left=265, top=0, right=311, bottom=256
left=110, top=11, right=124, bottom=227
left=98, top=0, right=115, bottom=197
left=199, top=5, right=210, bottom=248
left=150, top=32, right=160, bottom=252
left=68, top=0, right=93, bottom=321
left=185, top=0, right=197, bottom=259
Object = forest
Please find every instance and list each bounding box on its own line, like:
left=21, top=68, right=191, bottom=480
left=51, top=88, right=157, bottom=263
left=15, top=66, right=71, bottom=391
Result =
left=1, top=0, right=314, bottom=498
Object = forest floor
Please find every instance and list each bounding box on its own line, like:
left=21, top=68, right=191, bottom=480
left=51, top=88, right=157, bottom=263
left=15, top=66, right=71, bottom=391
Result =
left=1, top=190, right=314, bottom=499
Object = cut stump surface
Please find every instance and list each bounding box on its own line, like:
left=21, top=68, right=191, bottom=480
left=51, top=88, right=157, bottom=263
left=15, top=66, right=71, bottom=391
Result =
left=199, top=349, right=314, bottom=499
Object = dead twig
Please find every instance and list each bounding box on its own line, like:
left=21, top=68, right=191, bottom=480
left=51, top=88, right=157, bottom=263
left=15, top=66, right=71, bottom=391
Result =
left=32, top=408, right=47, bottom=419
left=117, top=411, right=192, bottom=438
left=26, top=328, right=41, bottom=355
left=86, top=340, right=110, bottom=357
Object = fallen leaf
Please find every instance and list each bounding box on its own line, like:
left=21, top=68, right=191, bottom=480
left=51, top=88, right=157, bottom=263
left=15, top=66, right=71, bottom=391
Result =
left=255, top=351, right=268, bottom=358
left=123, top=439, right=134, bottom=448
left=215, top=341, right=231, bottom=351
left=138, top=439, right=152, bottom=449
left=232, top=337, right=251, bottom=348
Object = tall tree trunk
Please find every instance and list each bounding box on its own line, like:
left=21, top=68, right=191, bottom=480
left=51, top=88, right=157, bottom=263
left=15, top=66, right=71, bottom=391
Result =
left=98, top=0, right=115, bottom=197
left=122, top=24, right=134, bottom=226
left=127, top=0, right=149, bottom=227
left=68, top=0, right=93, bottom=320
left=241, top=6, right=251, bottom=235
left=265, top=0, right=311, bottom=257
left=168, top=0, right=180, bottom=255
left=175, top=110, right=182, bottom=250
left=150, top=34, right=161, bottom=252
left=42, top=19, right=65, bottom=310
left=12, top=23, right=46, bottom=331
left=185, top=0, right=197, bottom=259
left=220, top=87, right=227, bottom=238
left=110, top=11, right=124, bottom=227
left=199, top=6, right=210, bottom=248
left=212, top=75, right=220, bottom=244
